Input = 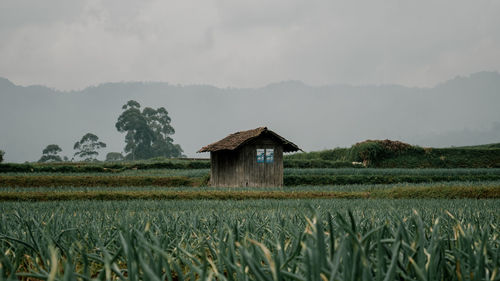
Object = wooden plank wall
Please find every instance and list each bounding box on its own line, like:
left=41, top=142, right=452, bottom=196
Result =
left=210, top=134, right=284, bottom=187
left=210, top=150, right=240, bottom=187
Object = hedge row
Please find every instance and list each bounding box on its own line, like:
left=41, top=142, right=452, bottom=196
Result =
left=283, top=174, right=500, bottom=185
left=0, top=176, right=199, bottom=187
left=0, top=160, right=360, bottom=173
left=2, top=173, right=500, bottom=188
left=283, top=160, right=359, bottom=168
left=0, top=161, right=211, bottom=173
left=0, top=190, right=366, bottom=201
left=0, top=186, right=499, bottom=201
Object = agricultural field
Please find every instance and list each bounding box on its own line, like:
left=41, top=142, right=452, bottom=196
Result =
left=2, top=168, right=500, bottom=188
left=1, top=161, right=500, bottom=280
left=1, top=199, right=500, bottom=280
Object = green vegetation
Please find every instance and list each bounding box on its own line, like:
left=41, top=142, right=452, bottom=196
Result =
left=0, top=184, right=499, bottom=201
left=0, top=150, right=4, bottom=163
left=2, top=168, right=500, bottom=187
left=284, top=159, right=358, bottom=168
left=1, top=199, right=499, bottom=280
left=73, top=132, right=106, bottom=161
left=0, top=175, right=199, bottom=188
left=284, top=173, right=500, bottom=185
left=0, top=159, right=210, bottom=173
left=1, top=181, right=497, bottom=193
left=286, top=140, right=500, bottom=168
left=0, top=172, right=496, bottom=188
left=116, top=100, right=184, bottom=160
left=38, top=144, right=63, bottom=163
left=105, top=152, right=124, bottom=161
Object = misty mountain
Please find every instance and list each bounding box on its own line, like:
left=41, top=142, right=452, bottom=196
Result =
left=1, top=72, right=500, bottom=163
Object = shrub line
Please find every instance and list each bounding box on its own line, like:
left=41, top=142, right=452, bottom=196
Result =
left=3, top=174, right=500, bottom=188
left=0, top=186, right=498, bottom=201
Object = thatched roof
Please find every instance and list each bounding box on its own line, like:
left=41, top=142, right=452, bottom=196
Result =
left=198, top=127, right=301, bottom=153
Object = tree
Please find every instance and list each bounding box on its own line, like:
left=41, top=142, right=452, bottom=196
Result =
left=116, top=100, right=183, bottom=160
left=39, top=144, right=63, bottom=162
left=143, top=106, right=184, bottom=158
left=106, top=152, right=124, bottom=162
left=73, top=133, right=107, bottom=161
left=0, top=150, right=4, bottom=163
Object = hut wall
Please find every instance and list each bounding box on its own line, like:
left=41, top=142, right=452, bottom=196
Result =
left=210, top=135, right=283, bottom=187
left=241, top=136, right=283, bottom=187
left=210, top=150, right=240, bottom=187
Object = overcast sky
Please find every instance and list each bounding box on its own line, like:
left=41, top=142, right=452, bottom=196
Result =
left=1, top=0, right=500, bottom=90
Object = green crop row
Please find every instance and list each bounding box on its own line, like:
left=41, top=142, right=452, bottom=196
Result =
left=0, top=160, right=211, bottom=173
left=0, top=185, right=499, bottom=201
left=5, top=181, right=500, bottom=195
left=1, top=199, right=499, bottom=280
left=0, top=168, right=211, bottom=178
left=4, top=168, right=499, bottom=179
left=284, top=160, right=359, bottom=168
left=0, top=160, right=361, bottom=174
left=284, top=174, right=500, bottom=185
left=2, top=172, right=499, bottom=188
left=0, top=175, right=201, bottom=188
left=285, top=168, right=500, bottom=176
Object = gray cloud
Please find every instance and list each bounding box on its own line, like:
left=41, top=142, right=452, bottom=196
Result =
left=0, top=0, right=499, bottom=90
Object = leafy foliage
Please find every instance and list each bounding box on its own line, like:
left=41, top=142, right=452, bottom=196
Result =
left=0, top=150, right=4, bottom=163
left=0, top=160, right=210, bottom=173
left=105, top=152, right=124, bottom=161
left=286, top=140, right=500, bottom=168
left=116, top=100, right=184, bottom=160
left=1, top=185, right=500, bottom=200
left=38, top=144, right=63, bottom=163
left=73, top=133, right=106, bottom=161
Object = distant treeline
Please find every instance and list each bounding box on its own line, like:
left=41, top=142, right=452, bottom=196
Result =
left=285, top=140, right=500, bottom=168
left=2, top=140, right=500, bottom=173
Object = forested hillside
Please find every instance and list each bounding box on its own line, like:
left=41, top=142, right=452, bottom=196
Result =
left=1, top=71, right=500, bottom=162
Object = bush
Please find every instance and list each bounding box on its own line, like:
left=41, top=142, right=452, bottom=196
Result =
left=106, top=152, right=124, bottom=161
left=347, top=139, right=423, bottom=163
left=0, top=150, right=4, bottom=163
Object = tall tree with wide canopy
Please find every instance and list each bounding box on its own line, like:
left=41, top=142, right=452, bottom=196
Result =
left=38, top=144, right=63, bottom=162
left=73, top=133, right=107, bottom=161
left=116, top=100, right=183, bottom=160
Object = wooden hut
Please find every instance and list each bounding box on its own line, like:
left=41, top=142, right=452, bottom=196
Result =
left=198, top=127, right=300, bottom=187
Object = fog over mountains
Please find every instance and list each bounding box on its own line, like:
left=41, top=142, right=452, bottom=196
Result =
left=1, top=71, right=500, bottom=163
